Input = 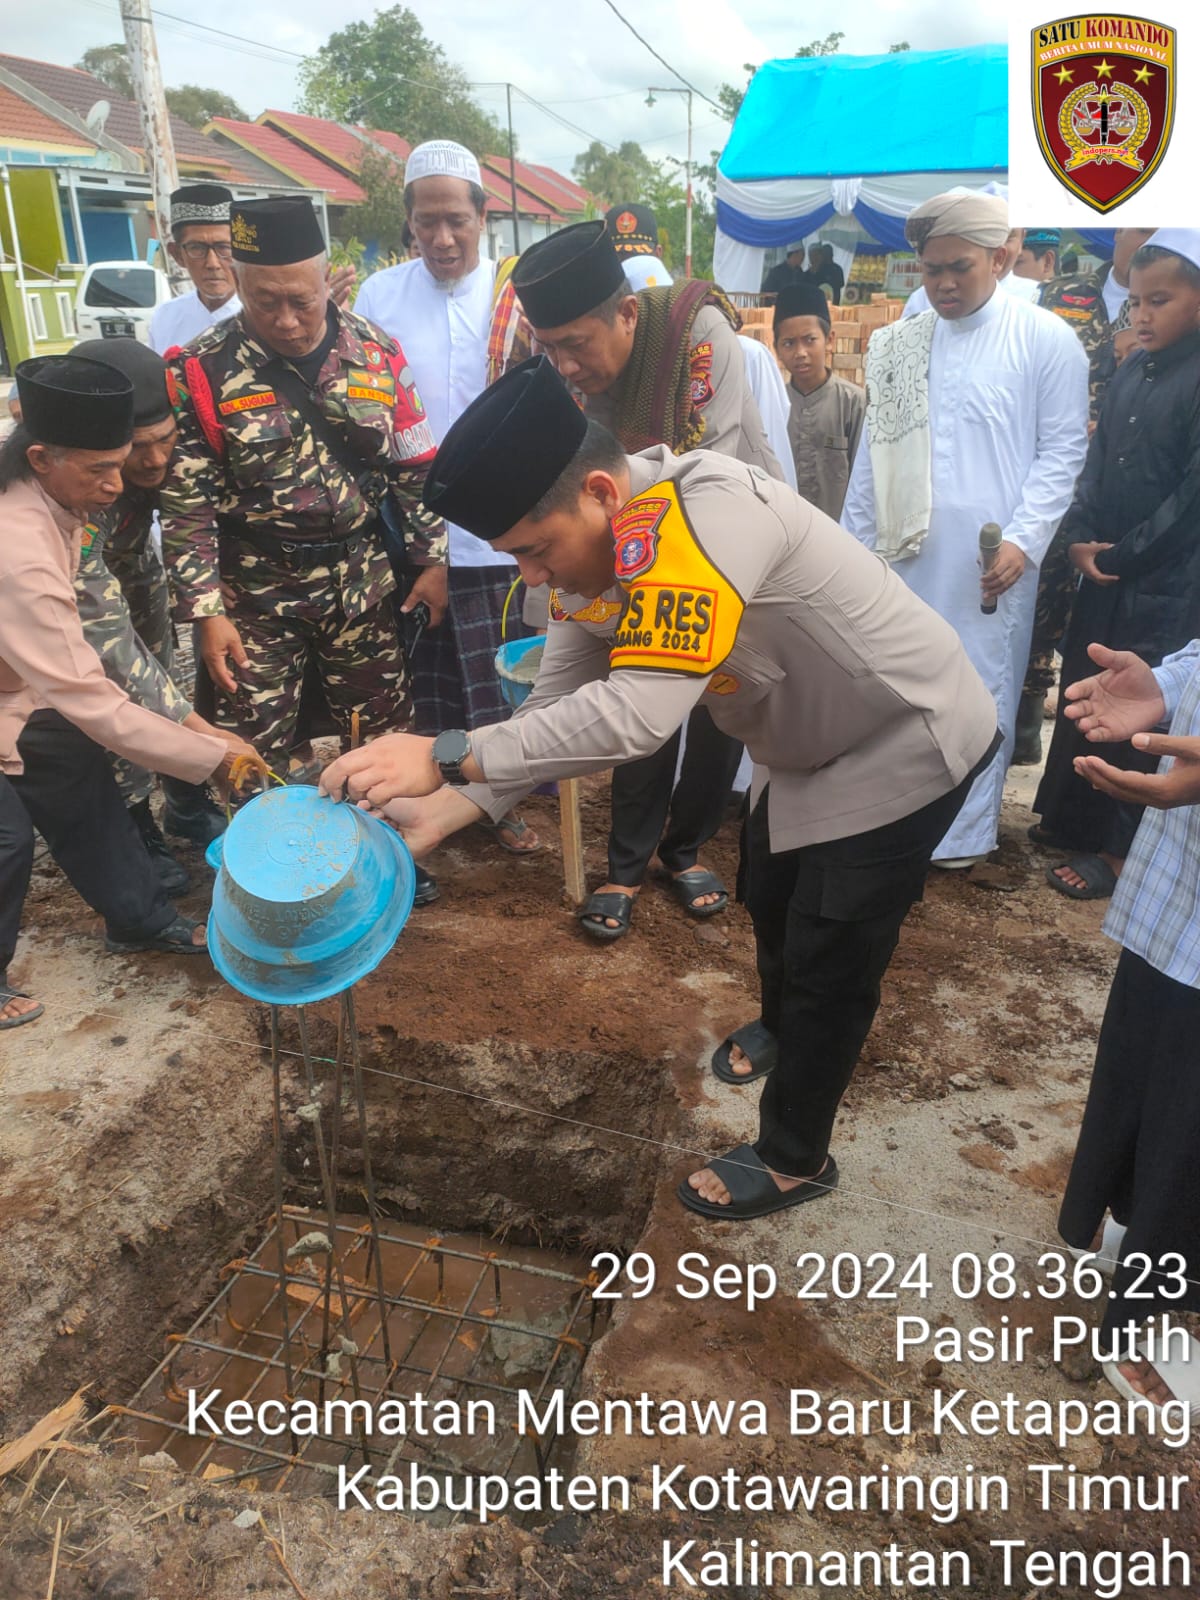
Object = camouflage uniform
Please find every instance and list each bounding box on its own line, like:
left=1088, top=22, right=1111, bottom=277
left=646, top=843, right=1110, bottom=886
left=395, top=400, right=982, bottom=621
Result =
left=74, top=511, right=192, bottom=807
left=103, top=487, right=174, bottom=678
left=1024, top=264, right=1130, bottom=694
left=161, top=307, right=446, bottom=773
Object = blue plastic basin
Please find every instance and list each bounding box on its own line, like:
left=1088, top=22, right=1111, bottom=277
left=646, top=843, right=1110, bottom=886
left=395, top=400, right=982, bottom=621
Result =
left=206, top=786, right=416, bottom=1004
left=494, top=635, right=543, bottom=709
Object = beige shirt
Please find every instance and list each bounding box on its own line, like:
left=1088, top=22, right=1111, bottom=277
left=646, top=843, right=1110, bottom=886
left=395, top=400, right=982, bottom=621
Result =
left=0, top=477, right=224, bottom=781
left=586, top=305, right=784, bottom=479
left=467, top=447, right=996, bottom=852
left=786, top=373, right=865, bottom=520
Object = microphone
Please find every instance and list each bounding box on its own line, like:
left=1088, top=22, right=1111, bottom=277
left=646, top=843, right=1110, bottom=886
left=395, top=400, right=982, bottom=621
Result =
left=979, top=523, right=1003, bottom=615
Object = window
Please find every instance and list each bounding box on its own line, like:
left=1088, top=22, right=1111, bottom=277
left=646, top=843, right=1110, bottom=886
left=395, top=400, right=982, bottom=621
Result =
left=26, top=295, right=48, bottom=341
left=56, top=291, right=75, bottom=336
left=83, top=266, right=158, bottom=309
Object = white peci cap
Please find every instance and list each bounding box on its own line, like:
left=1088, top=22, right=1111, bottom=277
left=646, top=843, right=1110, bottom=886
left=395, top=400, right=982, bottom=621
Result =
left=404, top=140, right=482, bottom=188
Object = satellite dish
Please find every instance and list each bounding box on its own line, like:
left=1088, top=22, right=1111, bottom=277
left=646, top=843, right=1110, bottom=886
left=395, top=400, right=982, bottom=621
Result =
left=85, top=100, right=111, bottom=137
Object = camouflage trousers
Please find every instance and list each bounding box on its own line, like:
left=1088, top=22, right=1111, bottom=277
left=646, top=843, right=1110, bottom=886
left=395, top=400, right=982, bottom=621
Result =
left=211, top=570, right=412, bottom=777
left=1021, top=530, right=1078, bottom=697
left=109, top=564, right=175, bottom=807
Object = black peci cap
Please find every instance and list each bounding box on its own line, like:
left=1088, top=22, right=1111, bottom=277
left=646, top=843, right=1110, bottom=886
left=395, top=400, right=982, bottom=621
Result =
left=15, top=355, right=135, bottom=450
left=230, top=196, right=326, bottom=265
left=512, top=221, right=628, bottom=330
left=424, top=357, right=588, bottom=542
left=71, top=338, right=172, bottom=428
left=772, top=282, right=832, bottom=328
left=605, top=203, right=660, bottom=257
left=170, top=182, right=232, bottom=232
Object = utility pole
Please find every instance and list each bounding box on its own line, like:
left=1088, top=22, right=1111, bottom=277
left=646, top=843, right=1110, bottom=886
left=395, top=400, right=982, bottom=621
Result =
left=505, top=83, right=520, bottom=253
left=120, top=0, right=180, bottom=271
left=646, top=87, right=693, bottom=277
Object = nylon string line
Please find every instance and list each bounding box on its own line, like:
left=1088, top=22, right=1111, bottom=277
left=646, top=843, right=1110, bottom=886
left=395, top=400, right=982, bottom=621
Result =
left=72, top=1004, right=1200, bottom=1292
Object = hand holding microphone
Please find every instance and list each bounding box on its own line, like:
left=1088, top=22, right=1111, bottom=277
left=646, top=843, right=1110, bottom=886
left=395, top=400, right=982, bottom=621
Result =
left=979, top=523, right=1025, bottom=613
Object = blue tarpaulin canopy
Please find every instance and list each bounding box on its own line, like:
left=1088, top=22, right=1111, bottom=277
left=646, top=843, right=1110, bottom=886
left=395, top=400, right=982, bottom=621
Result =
left=714, top=46, right=1011, bottom=291
left=721, top=47, right=1008, bottom=182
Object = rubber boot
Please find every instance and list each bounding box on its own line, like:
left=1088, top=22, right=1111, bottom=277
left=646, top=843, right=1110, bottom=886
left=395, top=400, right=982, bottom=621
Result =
left=162, top=775, right=227, bottom=846
left=129, top=798, right=191, bottom=897
left=1011, top=690, right=1045, bottom=766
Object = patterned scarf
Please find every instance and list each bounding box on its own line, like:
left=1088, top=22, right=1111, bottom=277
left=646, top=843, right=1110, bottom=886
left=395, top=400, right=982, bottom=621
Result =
left=862, top=310, right=938, bottom=562
left=613, top=281, right=741, bottom=453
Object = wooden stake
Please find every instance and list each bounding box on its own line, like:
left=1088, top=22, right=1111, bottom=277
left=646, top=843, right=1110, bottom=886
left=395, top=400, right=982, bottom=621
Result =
left=557, top=779, right=586, bottom=907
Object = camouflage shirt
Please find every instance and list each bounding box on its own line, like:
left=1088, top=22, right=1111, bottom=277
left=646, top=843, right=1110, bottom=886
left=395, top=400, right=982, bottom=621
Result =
left=74, top=509, right=190, bottom=723
left=161, top=306, right=447, bottom=622
left=1039, top=263, right=1128, bottom=422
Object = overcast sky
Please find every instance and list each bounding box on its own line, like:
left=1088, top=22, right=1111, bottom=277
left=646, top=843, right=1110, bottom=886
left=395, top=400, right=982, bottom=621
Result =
left=12, top=1, right=1007, bottom=178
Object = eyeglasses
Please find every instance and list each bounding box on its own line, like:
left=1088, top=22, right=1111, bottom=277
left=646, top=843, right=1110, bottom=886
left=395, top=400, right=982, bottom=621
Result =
left=179, top=240, right=233, bottom=263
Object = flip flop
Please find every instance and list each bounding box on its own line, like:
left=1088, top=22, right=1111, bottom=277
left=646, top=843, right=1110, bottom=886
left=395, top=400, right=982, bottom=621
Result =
left=0, top=986, right=44, bottom=1029
left=712, top=1018, right=778, bottom=1084
left=477, top=814, right=543, bottom=855
left=105, top=912, right=208, bottom=956
left=666, top=867, right=729, bottom=920
left=1046, top=855, right=1117, bottom=900
left=578, top=890, right=636, bottom=942
left=677, top=1145, right=839, bottom=1221
left=1104, top=1331, right=1200, bottom=1423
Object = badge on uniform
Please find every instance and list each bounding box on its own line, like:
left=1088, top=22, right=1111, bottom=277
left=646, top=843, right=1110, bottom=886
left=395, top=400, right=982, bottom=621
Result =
left=689, top=342, right=715, bottom=410
left=1031, top=15, right=1176, bottom=212
left=612, top=495, right=669, bottom=579
left=363, top=342, right=386, bottom=371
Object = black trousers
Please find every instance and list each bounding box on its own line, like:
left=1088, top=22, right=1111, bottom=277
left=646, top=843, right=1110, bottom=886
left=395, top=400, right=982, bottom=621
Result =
left=1059, top=950, right=1200, bottom=1354
left=607, top=705, right=744, bottom=885
left=0, top=711, right=173, bottom=981
left=749, top=737, right=998, bottom=1176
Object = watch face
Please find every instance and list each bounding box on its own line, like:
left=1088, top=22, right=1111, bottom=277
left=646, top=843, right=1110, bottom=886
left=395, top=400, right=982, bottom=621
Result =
left=434, top=729, right=470, bottom=765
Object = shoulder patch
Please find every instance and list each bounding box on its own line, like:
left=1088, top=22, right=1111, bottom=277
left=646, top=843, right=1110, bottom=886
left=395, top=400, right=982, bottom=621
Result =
left=612, top=495, right=670, bottom=579
left=609, top=481, right=743, bottom=678
left=689, top=341, right=714, bottom=410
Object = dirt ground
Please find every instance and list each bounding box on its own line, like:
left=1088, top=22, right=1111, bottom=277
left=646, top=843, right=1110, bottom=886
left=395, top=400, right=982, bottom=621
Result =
left=1, top=755, right=1196, bottom=1598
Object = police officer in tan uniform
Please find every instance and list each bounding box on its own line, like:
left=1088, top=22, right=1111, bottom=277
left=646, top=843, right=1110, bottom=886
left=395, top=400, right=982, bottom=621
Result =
left=510, top=221, right=782, bottom=937
left=321, top=358, right=999, bottom=1224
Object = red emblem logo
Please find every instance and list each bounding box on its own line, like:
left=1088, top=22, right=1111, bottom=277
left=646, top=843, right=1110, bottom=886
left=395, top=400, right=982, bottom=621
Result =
left=616, top=210, right=638, bottom=235
left=1032, top=15, right=1176, bottom=213
left=612, top=496, right=669, bottom=580
left=363, top=342, right=385, bottom=369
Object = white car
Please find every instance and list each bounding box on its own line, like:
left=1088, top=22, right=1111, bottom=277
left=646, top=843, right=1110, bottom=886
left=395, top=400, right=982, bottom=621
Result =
left=74, top=261, right=171, bottom=345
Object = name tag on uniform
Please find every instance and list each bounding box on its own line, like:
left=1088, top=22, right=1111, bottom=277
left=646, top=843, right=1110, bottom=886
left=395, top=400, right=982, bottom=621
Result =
left=218, top=390, right=278, bottom=415
left=347, top=385, right=395, bottom=405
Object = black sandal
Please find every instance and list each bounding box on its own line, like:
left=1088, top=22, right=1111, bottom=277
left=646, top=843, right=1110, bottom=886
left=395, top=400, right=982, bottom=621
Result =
left=0, top=985, right=44, bottom=1029
left=578, top=890, right=636, bottom=942
left=667, top=867, right=729, bottom=920
left=105, top=912, right=207, bottom=956
left=712, top=1019, right=778, bottom=1083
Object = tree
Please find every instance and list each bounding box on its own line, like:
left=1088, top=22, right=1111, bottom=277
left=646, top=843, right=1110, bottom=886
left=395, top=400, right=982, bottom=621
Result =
left=297, top=7, right=507, bottom=157
left=572, top=141, right=656, bottom=209
left=350, top=147, right=409, bottom=257
left=166, top=86, right=247, bottom=129
left=76, top=44, right=133, bottom=100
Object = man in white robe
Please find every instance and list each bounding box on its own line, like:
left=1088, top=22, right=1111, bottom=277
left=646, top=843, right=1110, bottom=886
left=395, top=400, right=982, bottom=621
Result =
left=842, top=191, right=1089, bottom=865
left=149, top=185, right=242, bottom=355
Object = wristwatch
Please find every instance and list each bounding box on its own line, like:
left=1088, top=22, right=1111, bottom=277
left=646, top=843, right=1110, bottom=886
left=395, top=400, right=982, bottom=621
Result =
left=431, top=728, right=472, bottom=786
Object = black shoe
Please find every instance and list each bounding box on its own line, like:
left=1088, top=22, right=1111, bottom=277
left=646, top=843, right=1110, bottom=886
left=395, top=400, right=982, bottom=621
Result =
left=1011, top=690, right=1045, bottom=767
left=413, top=865, right=439, bottom=907
left=162, top=777, right=227, bottom=846
left=129, top=798, right=191, bottom=897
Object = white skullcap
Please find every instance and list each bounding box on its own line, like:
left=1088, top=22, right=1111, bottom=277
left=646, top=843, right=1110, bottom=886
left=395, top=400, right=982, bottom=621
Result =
left=1144, top=229, right=1200, bottom=273
left=405, top=140, right=482, bottom=188
left=623, top=255, right=673, bottom=291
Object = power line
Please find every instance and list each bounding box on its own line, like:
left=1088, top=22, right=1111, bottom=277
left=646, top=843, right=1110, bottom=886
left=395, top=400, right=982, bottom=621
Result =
left=596, top=0, right=725, bottom=115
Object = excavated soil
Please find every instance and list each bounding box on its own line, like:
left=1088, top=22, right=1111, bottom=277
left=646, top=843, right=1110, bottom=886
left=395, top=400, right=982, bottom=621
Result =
left=2, top=764, right=1196, bottom=1598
